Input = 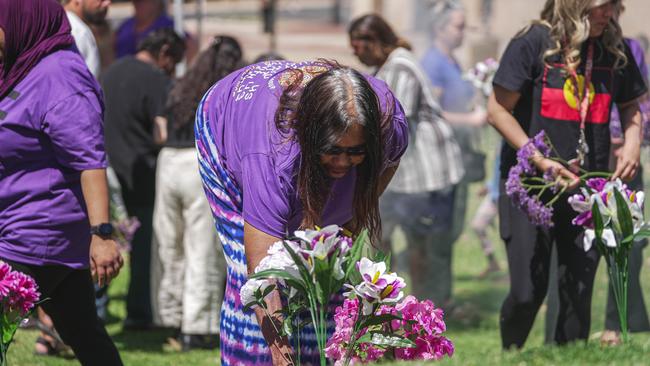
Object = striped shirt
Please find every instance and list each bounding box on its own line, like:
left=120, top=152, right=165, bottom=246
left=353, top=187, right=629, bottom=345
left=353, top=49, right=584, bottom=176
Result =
left=376, top=47, right=464, bottom=193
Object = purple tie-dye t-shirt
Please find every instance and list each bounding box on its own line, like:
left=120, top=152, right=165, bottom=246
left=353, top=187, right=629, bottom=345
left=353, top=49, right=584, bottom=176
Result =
left=203, top=61, right=408, bottom=238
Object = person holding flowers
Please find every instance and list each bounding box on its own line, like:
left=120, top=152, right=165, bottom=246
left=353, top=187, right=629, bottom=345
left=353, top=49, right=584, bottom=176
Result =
left=0, top=0, right=123, bottom=364
left=487, top=0, right=646, bottom=348
left=195, top=60, right=408, bottom=365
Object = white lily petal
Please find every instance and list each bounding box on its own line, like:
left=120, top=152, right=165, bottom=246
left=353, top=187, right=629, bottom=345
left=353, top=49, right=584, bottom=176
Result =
left=583, top=229, right=595, bottom=252
left=635, top=191, right=645, bottom=208
left=602, top=229, right=617, bottom=248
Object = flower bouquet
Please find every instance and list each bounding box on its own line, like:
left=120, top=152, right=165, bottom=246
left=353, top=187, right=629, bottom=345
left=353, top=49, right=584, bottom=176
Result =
left=507, top=130, right=650, bottom=342
left=568, top=178, right=650, bottom=342
left=505, top=130, right=610, bottom=227
left=241, top=225, right=453, bottom=365
left=464, top=58, right=499, bottom=98
left=0, top=261, right=40, bottom=366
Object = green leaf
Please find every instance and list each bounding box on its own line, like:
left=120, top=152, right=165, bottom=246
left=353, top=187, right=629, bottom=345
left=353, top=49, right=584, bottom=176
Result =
left=592, top=201, right=604, bottom=238
left=359, top=313, right=402, bottom=329
left=241, top=302, right=257, bottom=313
left=372, top=250, right=391, bottom=272
left=328, top=248, right=344, bottom=293
left=345, top=230, right=368, bottom=282
left=261, top=283, right=276, bottom=298
left=370, top=332, right=416, bottom=348
left=633, top=228, right=650, bottom=239
left=613, top=188, right=634, bottom=238
left=282, top=317, right=293, bottom=337
left=250, top=269, right=311, bottom=299
left=282, top=242, right=314, bottom=290
left=591, top=201, right=607, bottom=253
left=355, top=333, right=373, bottom=344
left=313, top=257, right=330, bottom=305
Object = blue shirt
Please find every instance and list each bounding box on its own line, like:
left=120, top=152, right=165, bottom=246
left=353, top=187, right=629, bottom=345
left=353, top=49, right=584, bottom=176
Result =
left=421, top=46, right=475, bottom=113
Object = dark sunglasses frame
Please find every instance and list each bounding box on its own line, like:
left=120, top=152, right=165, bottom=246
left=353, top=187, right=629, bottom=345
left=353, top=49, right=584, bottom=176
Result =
left=320, top=145, right=367, bottom=156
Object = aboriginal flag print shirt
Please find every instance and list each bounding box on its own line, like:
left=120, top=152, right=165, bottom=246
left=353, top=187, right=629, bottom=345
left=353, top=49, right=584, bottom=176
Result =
left=493, top=24, right=647, bottom=179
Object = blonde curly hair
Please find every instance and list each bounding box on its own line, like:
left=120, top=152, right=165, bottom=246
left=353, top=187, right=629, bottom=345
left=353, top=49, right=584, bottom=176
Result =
left=518, top=0, right=627, bottom=71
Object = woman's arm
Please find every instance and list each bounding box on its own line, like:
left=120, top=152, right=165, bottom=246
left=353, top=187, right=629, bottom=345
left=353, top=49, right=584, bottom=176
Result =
left=441, top=108, right=487, bottom=127
left=153, top=116, right=168, bottom=145
left=378, top=164, right=399, bottom=195
left=614, top=99, right=642, bottom=181
left=244, top=222, right=294, bottom=366
left=431, top=85, right=487, bottom=127
left=80, top=169, right=124, bottom=287
left=487, top=85, right=579, bottom=188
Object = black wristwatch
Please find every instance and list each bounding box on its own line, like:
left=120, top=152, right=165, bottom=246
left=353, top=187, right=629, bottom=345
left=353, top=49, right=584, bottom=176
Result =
left=90, top=223, right=114, bottom=238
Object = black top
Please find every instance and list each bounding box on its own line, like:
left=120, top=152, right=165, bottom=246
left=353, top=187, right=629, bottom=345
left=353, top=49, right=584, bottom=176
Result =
left=101, top=57, right=170, bottom=200
left=164, top=104, right=196, bottom=148
left=494, top=25, right=647, bottom=178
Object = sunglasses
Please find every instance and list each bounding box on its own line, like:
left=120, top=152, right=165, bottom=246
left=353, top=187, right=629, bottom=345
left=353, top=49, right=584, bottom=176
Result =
left=320, top=145, right=367, bottom=156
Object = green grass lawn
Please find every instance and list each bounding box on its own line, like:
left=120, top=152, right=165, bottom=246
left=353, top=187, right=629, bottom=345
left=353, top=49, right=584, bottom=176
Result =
left=9, top=137, right=650, bottom=365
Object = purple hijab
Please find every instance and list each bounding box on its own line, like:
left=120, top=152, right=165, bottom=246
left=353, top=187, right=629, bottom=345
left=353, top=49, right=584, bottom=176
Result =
left=0, top=0, right=74, bottom=100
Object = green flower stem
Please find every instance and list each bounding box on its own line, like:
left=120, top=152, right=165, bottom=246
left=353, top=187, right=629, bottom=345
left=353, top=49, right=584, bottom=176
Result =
left=0, top=341, right=5, bottom=366
left=521, top=182, right=555, bottom=189
left=319, top=305, right=327, bottom=366
left=608, top=253, right=630, bottom=343
left=261, top=306, right=283, bottom=342
left=546, top=186, right=568, bottom=206
left=306, top=294, right=325, bottom=366
left=344, top=302, right=366, bottom=366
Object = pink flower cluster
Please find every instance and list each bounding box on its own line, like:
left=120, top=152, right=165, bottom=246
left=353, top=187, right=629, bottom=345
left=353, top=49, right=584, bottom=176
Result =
left=325, top=296, right=453, bottom=364
left=324, top=298, right=385, bottom=365
left=391, top=296, right=454, bottom=360
left=0, top=261, right=40, bottom=317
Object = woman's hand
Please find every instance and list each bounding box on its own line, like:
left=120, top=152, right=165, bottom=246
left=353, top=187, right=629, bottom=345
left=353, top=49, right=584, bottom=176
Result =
left=615, top=98, right=643, bottom=181
left=80, top=169, right=124, bottom=286
left=244, top=222, right=295, bottom=365
left=469, top=106, right=488, bottom=127
left=534, top=156, right=580, bottom=190
left=612, top=138, right=640, bottom=182
left=90, top=237, right=123, bottom=287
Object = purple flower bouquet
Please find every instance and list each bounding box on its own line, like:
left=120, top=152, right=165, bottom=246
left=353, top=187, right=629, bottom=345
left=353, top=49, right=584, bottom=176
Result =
left=506, top=130, right=610, bottom=228
left=0, top=261, right=40, bottom=366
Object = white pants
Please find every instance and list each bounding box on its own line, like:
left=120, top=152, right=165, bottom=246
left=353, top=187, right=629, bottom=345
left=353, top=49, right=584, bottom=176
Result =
left=152, top=147, right=225, bottom=334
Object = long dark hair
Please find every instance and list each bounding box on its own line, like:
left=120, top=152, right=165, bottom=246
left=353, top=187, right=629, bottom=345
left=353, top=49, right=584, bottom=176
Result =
left=167, top=35, right=244, bottom=127
left=348, top=14, right=412, bottom=51
left=274, top=61, right=391, bottom=242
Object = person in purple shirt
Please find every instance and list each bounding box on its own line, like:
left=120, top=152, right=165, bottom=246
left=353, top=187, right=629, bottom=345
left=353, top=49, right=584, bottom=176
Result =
left=0, top=1, right=122, bottom=364
left=114, top=0, right=174, bottom=59
left=195, top=60, right=408, bottom=365
left=114, top=0, right=197, bottom=61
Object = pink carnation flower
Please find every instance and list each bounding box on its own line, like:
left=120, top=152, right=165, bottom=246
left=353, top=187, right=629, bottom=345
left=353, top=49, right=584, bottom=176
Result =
left=393, top=295, right=454, bottom=361
left=325, top=298, right=386, bottom=364
left=0, top=261, right=15, bottom=297
left=6, top=271, right=40, bottom=316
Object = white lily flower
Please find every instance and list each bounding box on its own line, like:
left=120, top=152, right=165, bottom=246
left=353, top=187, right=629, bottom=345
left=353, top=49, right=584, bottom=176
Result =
left=256, top=240, right=302, bottom=280
left=333, top=256, right=345, bottom=280
left=568, top=188, right=596, bottom=214
left=347, top=258, right=406, bottom=313
left=583, top=228, right=617, bottom=252
left=295, top=225, right=348, bottom=261
left=240, top=278, right=271, bottom=308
